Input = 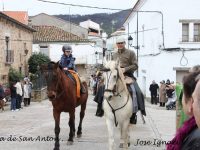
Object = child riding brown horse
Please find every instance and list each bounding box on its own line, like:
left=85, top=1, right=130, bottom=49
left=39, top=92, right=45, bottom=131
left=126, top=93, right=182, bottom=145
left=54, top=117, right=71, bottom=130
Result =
left=40, top=62, right=88, bottom=150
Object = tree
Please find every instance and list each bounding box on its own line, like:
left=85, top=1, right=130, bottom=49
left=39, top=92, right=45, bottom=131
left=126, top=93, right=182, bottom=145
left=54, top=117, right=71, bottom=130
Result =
left=28, top=53, right=51, bottom=74
left=8, top=67, right=23, bottom=83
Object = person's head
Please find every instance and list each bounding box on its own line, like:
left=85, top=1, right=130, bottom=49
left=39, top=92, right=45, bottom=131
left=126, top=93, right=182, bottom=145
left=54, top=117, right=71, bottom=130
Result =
left=160, top=80, right=164, bottom=84
left=116, top=37, right=126, bottom=50
left=62, top=45, right=72, bottom=56
left=182, top=71, right=200, bottom=117
left=192, top=73, right=200, bottom=128
left=166, top=79, right=170, bottom=85
left=152, top=80, right=155, bottom=84
left=189, top=65, right=200, bottom=73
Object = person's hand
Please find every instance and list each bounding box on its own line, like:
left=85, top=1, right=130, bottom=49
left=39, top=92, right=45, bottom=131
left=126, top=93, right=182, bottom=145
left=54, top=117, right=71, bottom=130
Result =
left=120, top=68, right=125, bottom=73
left=63, top=67, right=68, bottom=70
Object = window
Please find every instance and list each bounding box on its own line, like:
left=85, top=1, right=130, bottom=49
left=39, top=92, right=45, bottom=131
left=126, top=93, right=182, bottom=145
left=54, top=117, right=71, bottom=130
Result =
left=5, top=36, right=14, bottom=63
left=39, top=45, right=49, bottom=56
left=182, top=23, right=189, bottom=42
left=194, top=23, right=200, bottom=42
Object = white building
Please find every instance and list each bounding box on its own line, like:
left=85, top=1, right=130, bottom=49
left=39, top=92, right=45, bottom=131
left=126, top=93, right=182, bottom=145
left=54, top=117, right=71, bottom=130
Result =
left=32, top=25, right=102, bottom=78
left=124, top=0, right=200, bottom=97
left=80, top=20, right=107, bottom=62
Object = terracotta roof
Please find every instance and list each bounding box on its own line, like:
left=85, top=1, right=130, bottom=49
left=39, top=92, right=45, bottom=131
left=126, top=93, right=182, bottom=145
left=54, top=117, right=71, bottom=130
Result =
left=0, top=12, right=35, bottom=32
left=33, top=25, right=88, bottom=43
left=2, top=11, right=28, bottom=25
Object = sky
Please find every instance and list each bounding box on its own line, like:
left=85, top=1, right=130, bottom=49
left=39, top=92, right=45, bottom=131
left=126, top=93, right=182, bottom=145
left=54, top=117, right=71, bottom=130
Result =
left=0, top=0, right=137, bottom=16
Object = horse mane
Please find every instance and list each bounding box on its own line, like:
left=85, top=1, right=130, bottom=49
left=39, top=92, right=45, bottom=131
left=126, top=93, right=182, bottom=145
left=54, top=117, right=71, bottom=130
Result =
left=104, top=60, right=117, bottom=71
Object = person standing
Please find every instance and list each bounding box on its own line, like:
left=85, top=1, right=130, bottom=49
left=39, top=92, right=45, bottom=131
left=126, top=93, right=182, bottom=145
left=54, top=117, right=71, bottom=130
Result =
left=94, top=76, right=105, bottom=117
left=159, top=80, right=167, bottom=107
left=149, top=80, right=159, bottom=105
left=23, top=80, right=30, bottom=107
left=15, top=80, right=23, bottom=111
left=0, top=83, right=4, bottom=100
left=10, top=82, right=17, bottom=111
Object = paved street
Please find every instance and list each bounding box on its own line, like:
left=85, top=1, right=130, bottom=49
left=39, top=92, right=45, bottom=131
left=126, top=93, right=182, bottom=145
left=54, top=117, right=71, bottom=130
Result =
left=0, top=95, right=176, bottom=150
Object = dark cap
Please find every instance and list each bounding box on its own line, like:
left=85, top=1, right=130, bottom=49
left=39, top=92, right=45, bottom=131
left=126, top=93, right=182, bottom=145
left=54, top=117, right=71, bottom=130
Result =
left=62, top=45, right=72, bottom=52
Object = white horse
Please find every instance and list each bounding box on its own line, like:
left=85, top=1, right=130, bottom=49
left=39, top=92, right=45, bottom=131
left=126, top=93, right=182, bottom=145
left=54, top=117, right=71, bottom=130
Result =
left=102, top=61, right=133, bottom=150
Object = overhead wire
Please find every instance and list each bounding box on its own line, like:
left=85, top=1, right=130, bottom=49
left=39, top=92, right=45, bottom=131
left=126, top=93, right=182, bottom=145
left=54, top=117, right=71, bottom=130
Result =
left=37, top=0, right=130, bottom=11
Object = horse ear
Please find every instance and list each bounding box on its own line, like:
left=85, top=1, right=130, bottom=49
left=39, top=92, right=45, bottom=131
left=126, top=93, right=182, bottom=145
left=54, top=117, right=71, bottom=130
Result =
left=103, top=57, right=108, bottom=66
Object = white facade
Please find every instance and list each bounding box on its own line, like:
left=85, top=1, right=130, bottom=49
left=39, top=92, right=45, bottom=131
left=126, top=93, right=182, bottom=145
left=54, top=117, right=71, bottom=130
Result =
left=124, top=0, right=200, bottom=97
left=80, top=20, right=100, bottom=35
left=32, top=43, right=103, bottom=65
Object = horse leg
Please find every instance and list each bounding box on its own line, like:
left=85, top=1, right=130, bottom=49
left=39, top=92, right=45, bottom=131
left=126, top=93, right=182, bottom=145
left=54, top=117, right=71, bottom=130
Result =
left=67, top=111, right=75, bottom=145
left=106, top=118, right=114, bottom=150
left=119, top=120, right=129, bottom=149
left=53, top=109, right=61, bottom=150
left=77, top=101, right=86, bottom=138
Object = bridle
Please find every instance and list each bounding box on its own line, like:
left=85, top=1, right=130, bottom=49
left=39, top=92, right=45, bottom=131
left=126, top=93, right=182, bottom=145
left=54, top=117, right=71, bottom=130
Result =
left=103, top=67, right=130, bottom=127
left=104, top=68, right=122, bottom=97
left=46, top=65, right=64, bottom=100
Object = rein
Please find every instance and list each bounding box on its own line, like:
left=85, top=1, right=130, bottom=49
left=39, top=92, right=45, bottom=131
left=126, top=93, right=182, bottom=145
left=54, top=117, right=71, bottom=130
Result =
left=46, top=66, right=65, bottom=100
left=106, top=94, right=129, bottom=127
left=104, top=68, right=130, bottom=127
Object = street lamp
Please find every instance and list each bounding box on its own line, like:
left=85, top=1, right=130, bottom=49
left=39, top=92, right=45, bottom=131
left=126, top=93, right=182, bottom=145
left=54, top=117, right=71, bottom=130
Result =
left=128, top=35, right=140, bottom=49
left=95, top=51, right=98, bottom=65
left=128, top=35, right=139, bottom=77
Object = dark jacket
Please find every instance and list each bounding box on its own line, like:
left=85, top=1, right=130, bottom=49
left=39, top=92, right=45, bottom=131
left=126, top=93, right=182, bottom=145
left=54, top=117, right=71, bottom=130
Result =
left=59, top=54, right=76, bottom=71
left=10, top=84, right=17, bottom=98
left=0, top=85, right=4, bottom=99
left=149, top=83, right=159, bottom=96
left=181, top=128, right=200, bottom=150
left=94, top=84, right=105, bottom=104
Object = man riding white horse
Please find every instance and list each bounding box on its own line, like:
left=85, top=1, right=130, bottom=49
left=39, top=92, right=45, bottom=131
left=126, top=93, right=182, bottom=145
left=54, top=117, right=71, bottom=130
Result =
left=98, top=37, right=146, bottom=124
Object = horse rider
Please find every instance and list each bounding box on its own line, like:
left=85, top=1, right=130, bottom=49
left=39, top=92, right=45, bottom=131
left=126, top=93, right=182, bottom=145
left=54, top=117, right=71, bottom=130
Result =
left=59, top=45, right=86, bottom=94
left=113, top=37, right=146, bottom=124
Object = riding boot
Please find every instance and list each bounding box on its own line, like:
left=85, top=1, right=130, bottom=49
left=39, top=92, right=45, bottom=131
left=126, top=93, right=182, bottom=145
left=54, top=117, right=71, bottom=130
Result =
left=130, top=113, right=137, bottom=124
left=80, top=83, right=86, bottom=94
left=95, top=103, right=104, bottom=117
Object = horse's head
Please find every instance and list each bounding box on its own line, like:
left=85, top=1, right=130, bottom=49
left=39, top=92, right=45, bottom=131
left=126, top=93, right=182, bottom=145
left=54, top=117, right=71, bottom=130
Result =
left=40, top=61, right=62, bottom=101
left=102, top=61, right=119, bottom=101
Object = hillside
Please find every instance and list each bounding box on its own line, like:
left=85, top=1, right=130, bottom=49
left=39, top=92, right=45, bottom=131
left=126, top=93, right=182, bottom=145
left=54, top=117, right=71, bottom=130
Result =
left=55, top=9, right=131, bottom=35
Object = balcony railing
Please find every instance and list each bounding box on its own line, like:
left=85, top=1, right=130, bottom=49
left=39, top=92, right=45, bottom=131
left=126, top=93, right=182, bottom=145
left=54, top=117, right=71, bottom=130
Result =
left=5, top=50, right=14, bottom=64
left=180, top=37, right=200, bottom=43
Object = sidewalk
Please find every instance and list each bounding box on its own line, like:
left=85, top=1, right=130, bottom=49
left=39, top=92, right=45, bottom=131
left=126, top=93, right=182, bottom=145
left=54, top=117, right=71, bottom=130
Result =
left=0, top=94, right=176, bottom=150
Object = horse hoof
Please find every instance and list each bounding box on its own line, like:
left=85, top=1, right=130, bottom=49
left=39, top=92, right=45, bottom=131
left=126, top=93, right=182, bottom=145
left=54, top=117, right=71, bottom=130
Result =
left=67, top=141, right=73, bottom=145
left=77, top=134, right=82, bottom=138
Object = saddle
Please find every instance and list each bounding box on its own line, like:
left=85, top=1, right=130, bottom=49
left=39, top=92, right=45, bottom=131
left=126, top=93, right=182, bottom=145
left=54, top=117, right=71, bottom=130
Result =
left=66, top=70, right=81, bottom=98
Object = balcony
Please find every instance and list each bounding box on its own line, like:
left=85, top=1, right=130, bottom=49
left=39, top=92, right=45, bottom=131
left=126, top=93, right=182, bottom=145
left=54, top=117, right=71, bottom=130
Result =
left=5, top=50, right=14, bottom=64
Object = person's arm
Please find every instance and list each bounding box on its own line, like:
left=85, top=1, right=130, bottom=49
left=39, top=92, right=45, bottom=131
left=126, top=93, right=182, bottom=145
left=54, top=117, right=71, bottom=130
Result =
left=68, top=57, right=76, bottom=70
left=124, top=51, right=138, bottom=73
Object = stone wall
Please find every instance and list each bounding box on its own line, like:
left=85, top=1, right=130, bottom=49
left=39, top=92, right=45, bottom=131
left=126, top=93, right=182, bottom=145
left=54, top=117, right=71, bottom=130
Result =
left=0, top=16, right=33, bottom=84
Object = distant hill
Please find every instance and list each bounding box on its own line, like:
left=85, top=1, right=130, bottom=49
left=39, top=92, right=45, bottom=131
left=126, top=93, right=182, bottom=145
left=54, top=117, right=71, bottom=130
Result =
left=55, top=9, right=131, bottom=35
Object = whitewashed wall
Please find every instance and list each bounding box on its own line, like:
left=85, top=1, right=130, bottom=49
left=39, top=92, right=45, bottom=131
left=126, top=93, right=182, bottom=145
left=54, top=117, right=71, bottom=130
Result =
left=124, top=0, right=200, bottom=97
left=33, top=43, right=103, bottom=65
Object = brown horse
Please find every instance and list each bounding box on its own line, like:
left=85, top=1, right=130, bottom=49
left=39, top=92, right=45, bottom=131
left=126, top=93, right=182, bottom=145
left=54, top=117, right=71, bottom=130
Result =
left=40, top=62, right=88, bottom=150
